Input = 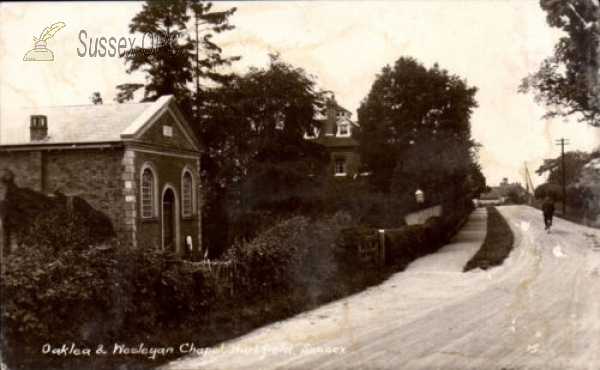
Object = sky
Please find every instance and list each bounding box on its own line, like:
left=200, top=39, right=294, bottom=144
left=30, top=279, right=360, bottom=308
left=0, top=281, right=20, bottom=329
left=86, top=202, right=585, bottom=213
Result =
left=1, top=1, right=599, bottom=188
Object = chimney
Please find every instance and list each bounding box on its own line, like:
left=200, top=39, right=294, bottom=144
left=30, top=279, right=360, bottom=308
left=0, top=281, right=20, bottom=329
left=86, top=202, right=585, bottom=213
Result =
left=325, top=99, right=337, bottom=136
left=30, top=115, right=48, bottom=141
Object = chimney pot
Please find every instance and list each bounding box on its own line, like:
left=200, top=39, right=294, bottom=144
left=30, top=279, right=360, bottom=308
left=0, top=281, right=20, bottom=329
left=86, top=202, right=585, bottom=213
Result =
left=30, top=115, right=48, bottom=141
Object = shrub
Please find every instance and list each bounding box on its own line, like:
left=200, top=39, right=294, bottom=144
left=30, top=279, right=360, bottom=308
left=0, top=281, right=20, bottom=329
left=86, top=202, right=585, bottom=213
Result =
left=5, top=183, right=115, bottom=250
left=534, top=182, right=563, bottom=201
left=1, top=242, right=215, bottom=369
left=224, top=213, right=349, bottom=300
left=384, top=198, right=470, bottom=268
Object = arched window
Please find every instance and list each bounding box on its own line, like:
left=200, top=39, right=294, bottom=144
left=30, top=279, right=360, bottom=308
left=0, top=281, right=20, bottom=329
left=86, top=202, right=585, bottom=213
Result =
left=182, top=171, right=193, bottom=217
left=141, top=167, right=155, bottom=218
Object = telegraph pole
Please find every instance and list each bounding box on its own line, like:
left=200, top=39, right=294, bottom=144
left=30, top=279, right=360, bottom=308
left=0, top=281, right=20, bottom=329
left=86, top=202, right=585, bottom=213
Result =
left=555, top=138, right=570, bottom=214
left=524, top=162, right=535, bottom=205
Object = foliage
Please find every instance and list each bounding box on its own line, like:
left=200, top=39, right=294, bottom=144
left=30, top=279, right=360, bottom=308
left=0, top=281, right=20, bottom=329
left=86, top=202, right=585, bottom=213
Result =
left=200, top=55, right=329, bottom=251
left=89, top=91, right=103, bottom=105
left=520, top=0, right=599, bottom=125
left=224, top=214, right=348, bottom=300
left=534, top=182, right=563, bottom=200
left=321, top=181, right=409, bottom=229
left=124, top=1, right=238, bottom=111
left=535, top=150, right=593, bottom=184
left=535, top=150, right=600, bottom=217
left=1, top=242, right=215, bottom=368
left=506, top=187, right=528, bottom=205
left=464, top=206, right=514, bottom=271
left=4, top=183, right=115, bottom=251
left=357, top=56, right=483, bottom=202
left=201, top=54, right=326, bottom=190
left=114, top=83, right=144, bottom=103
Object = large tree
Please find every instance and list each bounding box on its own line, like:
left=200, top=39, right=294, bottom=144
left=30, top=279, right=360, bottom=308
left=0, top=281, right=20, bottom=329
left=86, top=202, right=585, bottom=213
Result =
left=124, top=0, right=238, bottom=119
left=520, top=0, right=600, bottom=125
left=535, top=150, right=593, bottom=185
left=200, top=55, right=329, bottom=252
left=358, top=56, right=482, bottom=204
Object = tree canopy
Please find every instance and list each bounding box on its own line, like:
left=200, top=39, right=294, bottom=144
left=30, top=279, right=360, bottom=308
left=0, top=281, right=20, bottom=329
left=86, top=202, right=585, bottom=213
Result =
left=357, top=56, right=484, bottom=204
left=123, top=0, right=238, bottom=119
left=520, top=0, right=600, bottom=125
left=535, top=150, right=593, bottom=185
left=199, top=55, right=329, bottom=249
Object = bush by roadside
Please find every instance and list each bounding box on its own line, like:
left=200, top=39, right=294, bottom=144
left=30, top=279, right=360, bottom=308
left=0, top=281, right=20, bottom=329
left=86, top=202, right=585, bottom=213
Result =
left=463, top=206, right=514, bottom=272
left=1, top=199, right=474, bottom=370
left=1, top=242, right=215, bottom=370
left=224, top=212, right=360, bottom=305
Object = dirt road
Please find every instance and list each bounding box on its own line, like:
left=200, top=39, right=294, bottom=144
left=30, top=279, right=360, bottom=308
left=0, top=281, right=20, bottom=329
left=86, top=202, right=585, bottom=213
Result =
left=160, top=206, right=600, bottom=370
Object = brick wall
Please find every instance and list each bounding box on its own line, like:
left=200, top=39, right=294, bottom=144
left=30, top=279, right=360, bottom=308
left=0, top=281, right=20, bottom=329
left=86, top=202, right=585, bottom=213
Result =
left=329, top=149, right=361, bottom=179
left=43, top=149, right=125, bottom=237
left=132, top=149, right=201, bottom=257
left=138, top=112, right=196, bottom=152
left=0, top=151, right=43, bottom=191
left=0, top=148, right=127, bottom=243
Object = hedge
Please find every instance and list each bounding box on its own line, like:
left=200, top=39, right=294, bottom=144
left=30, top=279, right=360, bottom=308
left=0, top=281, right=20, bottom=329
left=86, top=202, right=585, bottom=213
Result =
left=1, top=242, right=215, bottom=369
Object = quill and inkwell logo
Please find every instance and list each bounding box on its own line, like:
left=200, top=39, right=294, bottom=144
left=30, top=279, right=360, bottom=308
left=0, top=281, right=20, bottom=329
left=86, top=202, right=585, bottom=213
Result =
left=23, top=22, right=66, bottom=61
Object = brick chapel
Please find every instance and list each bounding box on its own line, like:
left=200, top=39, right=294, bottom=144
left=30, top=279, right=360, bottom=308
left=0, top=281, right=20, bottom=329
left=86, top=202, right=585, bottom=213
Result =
left=0, top=95, right=202, bottom=256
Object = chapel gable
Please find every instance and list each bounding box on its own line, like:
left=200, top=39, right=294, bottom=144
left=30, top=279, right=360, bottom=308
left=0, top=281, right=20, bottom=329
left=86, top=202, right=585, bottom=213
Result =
left=136, top=109, right=198, bottom=152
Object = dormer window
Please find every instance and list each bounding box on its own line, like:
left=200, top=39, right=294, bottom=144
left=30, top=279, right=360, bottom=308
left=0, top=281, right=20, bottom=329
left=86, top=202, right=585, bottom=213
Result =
left=303, top=127, right=321, bottom=139
left=337, top=123, right=350, bottom=137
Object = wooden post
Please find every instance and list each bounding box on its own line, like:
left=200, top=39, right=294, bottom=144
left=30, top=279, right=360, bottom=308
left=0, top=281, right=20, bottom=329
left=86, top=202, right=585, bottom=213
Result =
left=378, top=229, right=386, bottom=267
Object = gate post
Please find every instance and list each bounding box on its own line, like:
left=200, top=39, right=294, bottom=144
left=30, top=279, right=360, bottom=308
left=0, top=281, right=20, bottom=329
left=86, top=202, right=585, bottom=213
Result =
left=378, top=229, right=385, bottom=267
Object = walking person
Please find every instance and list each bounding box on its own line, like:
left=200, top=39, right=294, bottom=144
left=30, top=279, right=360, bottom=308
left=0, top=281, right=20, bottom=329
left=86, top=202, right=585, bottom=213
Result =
left=542, top=196, right=555, bottom=232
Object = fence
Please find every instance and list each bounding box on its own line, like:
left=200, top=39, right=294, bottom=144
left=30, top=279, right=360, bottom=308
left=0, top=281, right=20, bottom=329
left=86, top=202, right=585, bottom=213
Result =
left=358, top=230, right=386, bottom=267
left=185, top=260, right=236, bottom=298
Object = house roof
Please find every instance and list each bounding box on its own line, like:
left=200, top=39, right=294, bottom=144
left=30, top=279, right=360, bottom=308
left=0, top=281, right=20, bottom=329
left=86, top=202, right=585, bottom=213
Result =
left=584, top=158, right=600, bottom=170
left=0, top=95, right=193, bottom=147
left=479, top=187, right=504, bottom=200
left=329, top=115, right=359, bottom=128
left=314, top=135, right=359, bottom=148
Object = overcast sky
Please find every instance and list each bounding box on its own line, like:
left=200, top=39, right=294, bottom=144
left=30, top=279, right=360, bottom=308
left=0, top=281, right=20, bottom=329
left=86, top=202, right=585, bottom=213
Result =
left=1, top=1, right=598, bottom=188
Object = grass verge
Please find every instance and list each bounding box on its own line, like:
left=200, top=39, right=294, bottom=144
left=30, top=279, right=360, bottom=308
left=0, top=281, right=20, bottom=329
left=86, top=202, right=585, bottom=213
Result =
left=464, top=206, right=514, bottom=272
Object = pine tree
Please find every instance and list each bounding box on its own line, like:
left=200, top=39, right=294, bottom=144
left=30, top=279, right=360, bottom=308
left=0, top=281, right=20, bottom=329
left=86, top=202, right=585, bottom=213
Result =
left=124, top=1, right=238, bottom=120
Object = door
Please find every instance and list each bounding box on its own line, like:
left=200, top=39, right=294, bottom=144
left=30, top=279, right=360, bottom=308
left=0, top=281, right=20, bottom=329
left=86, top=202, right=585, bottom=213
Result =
left=162, top=188, right=175, bottom=251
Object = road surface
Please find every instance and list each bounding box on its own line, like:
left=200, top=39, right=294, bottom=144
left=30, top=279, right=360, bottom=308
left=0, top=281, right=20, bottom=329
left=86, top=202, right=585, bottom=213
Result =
left=160, top=206, right=600, bottom=370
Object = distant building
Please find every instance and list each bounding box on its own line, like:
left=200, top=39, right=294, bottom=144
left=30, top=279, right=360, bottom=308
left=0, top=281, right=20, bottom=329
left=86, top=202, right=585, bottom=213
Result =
left=305, top=97, right=362, bottom=179
left=478, top=177, right=528, bottom=205
left=0, top=95, right=203, bottom=256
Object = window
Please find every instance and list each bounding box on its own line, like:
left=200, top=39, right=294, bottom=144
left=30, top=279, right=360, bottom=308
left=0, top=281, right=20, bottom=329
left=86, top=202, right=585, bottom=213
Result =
left=141, top=168, right=155, bottom=218
left=303, top=127, right=320, bottom=139
left=30, top=115, right=47, bottom=127
left=182, top=171, right=193, bottom=217
left=335, top=157, right=346, bottom=176
left=337, top=124, right=350, bottom=137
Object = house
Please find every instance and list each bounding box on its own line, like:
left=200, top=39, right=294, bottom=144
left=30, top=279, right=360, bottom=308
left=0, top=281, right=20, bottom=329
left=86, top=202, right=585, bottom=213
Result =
left=478, top=178, right=528, bottom=205
left=305, top=98, right=361, bottom=178
left=0, top=95, right=202, bottom=256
